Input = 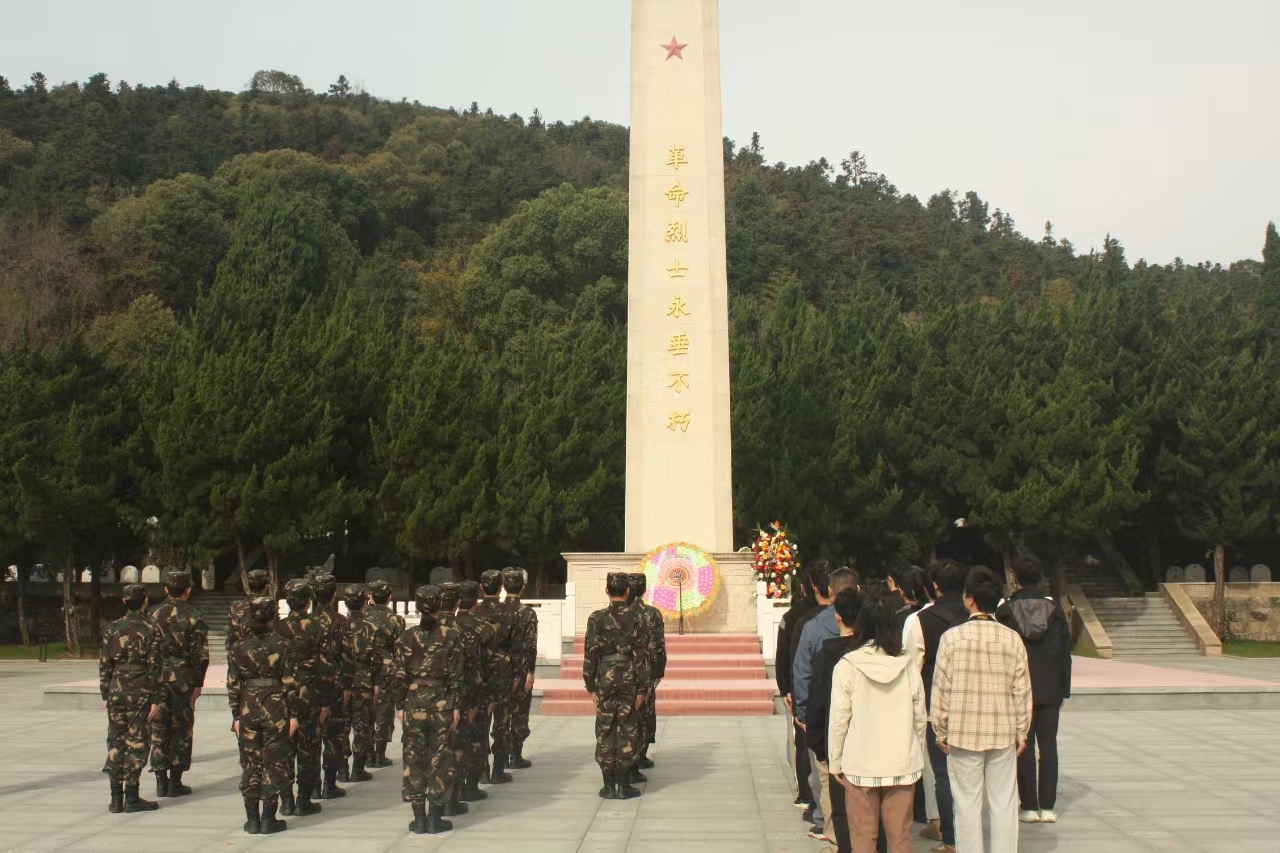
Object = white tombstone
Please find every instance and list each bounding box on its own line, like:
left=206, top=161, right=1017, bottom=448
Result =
left=1165, top=566, right=1186, bottom=584
left=120, top=565, right=140, bottom=584
left=141, top=565, right=161, bottom=584
left=1229, top=566, right=1250, bottom=583
left=1251, top=564, right=1272, bottom=583
left=201, top=563, right=216, bottom=591
left=80, top=569, right=92, bottom=584
left=1185, top=564, right=1207, bottom=582
left=4, top=566, right=16, bottom=582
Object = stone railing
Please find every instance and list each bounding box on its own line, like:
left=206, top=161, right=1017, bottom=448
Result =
left=1160, top=583, right=1223, bottom=656
left=1066, top=585, right=1113, bottom=659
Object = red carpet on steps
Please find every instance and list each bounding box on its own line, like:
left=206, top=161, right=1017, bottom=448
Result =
left=540, top=633, right=776, bottom=715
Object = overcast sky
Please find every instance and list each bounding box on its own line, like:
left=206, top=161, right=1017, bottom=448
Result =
left=3, top=0, right=1275, bottom=264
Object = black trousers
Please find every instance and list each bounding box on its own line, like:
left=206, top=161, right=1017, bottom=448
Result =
left=1018, top=703, right=1061, bottom=810
left=794, top=722, right=813, bottom=804
left=927, top=724, right=955, bottom=845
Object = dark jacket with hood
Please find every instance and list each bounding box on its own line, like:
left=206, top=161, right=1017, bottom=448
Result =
left=998, top=587, right=1072, bottom=706
left=775, top=594, right=817, bottom=697
left=917, top=592, right=969, bottom=705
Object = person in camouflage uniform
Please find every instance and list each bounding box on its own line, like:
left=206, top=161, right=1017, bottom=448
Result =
left=474, top=569, right=515, bottom=788
left=503, top=567, right=539, bottom=770
left=341, top=583, right=381, bottom=782
left=148, top=570, right=209, bottom=798
left=310, top=573, right=350, bottom=797
left=438, top=580, right=460, bottom=629
left=225, top=568, right=269, bottom=655
left=628, top=572, right=666, bottom=773
left=366, top=579, right=406, bottom=768
left=583, top=572, right=648, bottom=800
left=390, top=585, right=464, bottom=835
left=227, top=597, right=299, bottom=835
left=452, top=580, right=499, bottom=809
left=100, top=584, right=162, bottom=814
left=275, top=579, right=330, bottom=817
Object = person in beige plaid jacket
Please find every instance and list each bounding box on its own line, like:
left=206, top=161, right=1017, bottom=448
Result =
left=930, top=566, right=1031, bottom=853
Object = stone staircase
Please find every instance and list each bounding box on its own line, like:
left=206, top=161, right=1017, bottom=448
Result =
left=540, top=633, right=775, bottom=715
left=192, top=591, right=241, bottom=663
left=1071, top=556, right=1133, bottom=600
left=1091, top=593, right=1200, bottom=656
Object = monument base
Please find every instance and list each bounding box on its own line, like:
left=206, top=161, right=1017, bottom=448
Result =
left=563, top=551, right=755, bottom=634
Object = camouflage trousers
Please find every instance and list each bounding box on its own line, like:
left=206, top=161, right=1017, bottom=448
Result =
left=640, top=685, right=657, bottom=747
left=458, top=709, right=490, bottom=779
left=593, top=689, right=639, bottom=774
left=374, top=682, right=397, bottom=748
left=292, top=708, right=323, bottom=788
left=238, top=716, right=292, bottom=799
left=491, top=692, right=517, bottom=755
left=322, top=699, right=350, bottom=771
left=103, top=695, right=151, bottom=784
left=349, top=687, right=376, bottom=760
left=511, top=682, right=533, bottom=750
left=401, top=706, right=455, bottom=805
left=150, top=682, right=195, bottom=772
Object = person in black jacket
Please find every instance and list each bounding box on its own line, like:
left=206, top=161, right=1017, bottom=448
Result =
left=808, top=588, right=864, bottom=853
left=997, top=556, right=1072, bottom=824
left=914, top=560, right=969, bottom=853
left=777, top=572, right=817, bottom=809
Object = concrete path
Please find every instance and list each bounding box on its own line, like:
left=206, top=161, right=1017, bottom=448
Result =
left=3, top=662, right=1278, bottom=852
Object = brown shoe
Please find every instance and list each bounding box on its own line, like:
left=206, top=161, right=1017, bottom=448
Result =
left=931, top=845, right=956, bottom=853
left=920, top=819, right=943, bottom=841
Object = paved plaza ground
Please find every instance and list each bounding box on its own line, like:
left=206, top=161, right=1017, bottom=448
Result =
left=3, top=661, right=1278, bottom=853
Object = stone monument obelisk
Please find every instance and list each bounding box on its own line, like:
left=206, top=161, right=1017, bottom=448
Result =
left=624, top=0, right=734, bottom=554
left=565, top=0, right=751, bottom=633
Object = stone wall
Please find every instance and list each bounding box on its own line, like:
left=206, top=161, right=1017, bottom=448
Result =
left=1179, top=583, right=1280, bottom=641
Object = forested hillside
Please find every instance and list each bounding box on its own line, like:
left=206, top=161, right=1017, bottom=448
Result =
left=2, top=70, right=1278, bottom=598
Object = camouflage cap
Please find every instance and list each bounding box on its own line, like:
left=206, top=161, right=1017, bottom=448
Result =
left=415, top=585, right=442, bottom=613
left=606, top=572, right=630, bottom=596
left=480, top=569, right=503, bottom=595
left=284, top=579, right=312, bottom=606
left=313, top=573, right=337, bottom=597
left=121, top=583, right=148, bottom=604
left=165, top=570, right=191, bottom=590
left=342, top=583, right=369, bottom=607
left=439, top=582, right=460, bottom=605
left=501, top=567, right=526, bottom=592
left=457, top=580, right=480, bottom=602
left=369, top=579, right=393, bottom=603
left=628, top=572, right=648, bottom=594
left=246, top=568, right=269, bottom=592
left=248, top=596, right=276, bottom=625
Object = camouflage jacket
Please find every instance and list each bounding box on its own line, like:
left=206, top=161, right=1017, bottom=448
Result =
left=227, top=631, right=300, bottom=724
left=276, top=610, right=333, bottom=715
left=388, top=620, right=464, bottom=712
left=99, top=611, right=162, bottom=703
left=313, top=607, right=350, bottom=694
left=453, top=612, right=499, bottom=707
left=639, top=601, right=668, bottom=680
left=225, top=595, right=255, bottom=654
left=364, top=604, right=406, bottom=689
left=583, top=601, right=648, bottom=695
left=342, top=612, right=381, bottom=693
left=627, top=600, right=655, bottom=688
left=473, top=598, right=514, bottom=688
left=149, top=598, right=210, bottom=688
left=505, top=598, right=539, bottom=676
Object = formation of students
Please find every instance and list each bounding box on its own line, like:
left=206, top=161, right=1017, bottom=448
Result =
left=97, top=566, right=539, bottom=835
left=778, top=557, right=1072, bottom=853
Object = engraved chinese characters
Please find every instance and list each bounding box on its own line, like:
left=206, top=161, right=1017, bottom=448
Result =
left=663, top=144, right=691, bottom=430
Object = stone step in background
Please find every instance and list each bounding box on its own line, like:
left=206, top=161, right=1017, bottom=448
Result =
left=1092, top=594, right=1201, bottom=656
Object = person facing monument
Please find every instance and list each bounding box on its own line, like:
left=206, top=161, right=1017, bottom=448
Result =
left=148, top=569, right=209, bottom=799
left=583, top=572, right=648, bottom=800
left=100, top=583, right=162, bottom=815
left=226, top=568, right=269, bottom=654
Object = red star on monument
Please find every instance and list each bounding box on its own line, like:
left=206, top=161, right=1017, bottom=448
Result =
left=662, top=36, right=688, bottom=61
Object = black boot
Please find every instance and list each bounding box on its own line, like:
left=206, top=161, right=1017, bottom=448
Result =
left=243, top=797, right=260, bottom=834
left=630, top=765, right=648, bottom=784
left=442, top=784, right=469, bottom=816
left=350, top=756, right=372, bottom=782
left=109, top=781, right=124, bottom=814
left=488, top=754, right=512, bottom=784
left=319, top=768, right=346, bottom=799
left=461, top=771, right=489, bottom=802
left=124, top=783, right=159, bottom=812
left=600, top=768, right=617, bottom=799
left=616, top=769, right=641, bottom=800
left=426, top=803, right=453, bottom=834
left=510, top=746, right=532, bottom=769
left=154, top=770, right=169, bottom=799
left=336, top=759, right=350, bottom=783
left=168, top=768, right=192, bottom=797
left=637, top=747, right=655, bottom=770
left=296, top=783, right=322, bottom=816
left=279, top=784, right=296, bottom=816
left=260, top=796, right=288, bottom=834
left=373, top=743, right=392, bottom=768
left=408, top=801, right=429, bottom=833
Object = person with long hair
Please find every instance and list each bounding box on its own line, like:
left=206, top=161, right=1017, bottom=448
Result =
left=828, top=586, right=928, bottom=853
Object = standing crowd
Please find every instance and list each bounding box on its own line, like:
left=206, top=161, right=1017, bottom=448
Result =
left=97, top=566, right=539, bottom=834
left=778, top=557, right=1072, bottom=853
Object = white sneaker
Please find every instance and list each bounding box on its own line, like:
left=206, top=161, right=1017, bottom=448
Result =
left=1039, top=809, right=1058, bottom=823
left=1019, top=810, right=1042, bottom=823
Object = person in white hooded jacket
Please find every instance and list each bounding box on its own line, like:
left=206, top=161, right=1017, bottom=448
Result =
left=828, top=587, right=928, bottom=853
